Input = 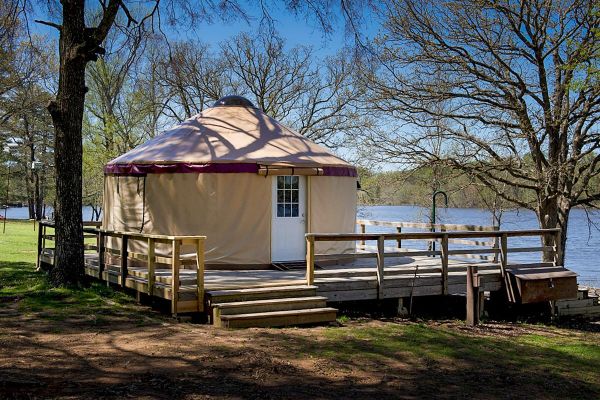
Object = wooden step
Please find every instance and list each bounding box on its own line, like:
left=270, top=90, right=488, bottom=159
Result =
left=213, top=296, right=328, bottom=317
left=216, top=307, right=337, bottom=328
left=207, top=285, right=318, bottom=304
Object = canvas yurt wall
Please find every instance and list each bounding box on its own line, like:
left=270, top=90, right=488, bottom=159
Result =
left=102, top=173, right=356, bottom=264
left=102, top=96, right=357, bottom=265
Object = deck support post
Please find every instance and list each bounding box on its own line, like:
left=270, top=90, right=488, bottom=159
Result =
left=376, top=236, right=385, bottom=299
left=396, top=227, right=402, bottom=249
left=171, top=239, right=181, bottom=316
left=441, top=234, right=449, bottom=295
left=147, top=238, right=155, bottom=296
left=397, top=297, right=409, bottom=316
left=98, top=231, right=106, bottom=280
left=196, top=238, right=205, bottom=312
left=120, top=235, right=129, bottom=287
left=466, top=265, right=480, bottom=326
left=306, top=235, right=315, bottom=285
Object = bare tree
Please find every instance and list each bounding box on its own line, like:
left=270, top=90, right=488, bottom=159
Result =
left=223, top=31, right=367, bottom=146
left=222, top=31, right=313, bottom=121
left=362, top=0, right=600, bottom=263
left=155, top=40, right=229, bottom=122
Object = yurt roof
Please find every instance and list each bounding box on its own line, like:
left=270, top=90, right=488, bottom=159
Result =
left=105, top=96, right=356, bottom=177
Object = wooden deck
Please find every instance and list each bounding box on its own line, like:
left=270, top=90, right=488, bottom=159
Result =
left=37, top=220, right=578, bottom=327
left=41, top=249, right=508, bottom=304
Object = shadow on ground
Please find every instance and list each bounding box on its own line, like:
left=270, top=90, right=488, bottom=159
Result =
left=1, top=309, right=599, bottom=399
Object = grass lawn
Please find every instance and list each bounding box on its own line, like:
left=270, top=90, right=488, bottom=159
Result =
left=0, top=220, right=148, bottom=322
left=1, top=219, right=599, bottom=399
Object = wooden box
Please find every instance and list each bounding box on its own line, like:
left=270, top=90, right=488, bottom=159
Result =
left=506, top=267, right=578, bottom=304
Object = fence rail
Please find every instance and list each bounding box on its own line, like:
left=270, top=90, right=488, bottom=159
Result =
left=38, top=221, right=206, bottom=315
left=306, top=228, right=562, bottom=296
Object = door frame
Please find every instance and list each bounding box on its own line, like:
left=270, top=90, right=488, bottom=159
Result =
left=270, top=175, right=308, bottom=262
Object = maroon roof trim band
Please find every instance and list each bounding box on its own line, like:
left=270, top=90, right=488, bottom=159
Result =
left=104, top=163, right=358, bottom=177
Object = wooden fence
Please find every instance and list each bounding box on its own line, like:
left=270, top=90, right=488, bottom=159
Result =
left=38, top=221, right=206, bottom=315
left=305, top=228, right=562, bottom=297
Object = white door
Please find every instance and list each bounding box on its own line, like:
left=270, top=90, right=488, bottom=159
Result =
left=271, top=175, right=307, bottom=262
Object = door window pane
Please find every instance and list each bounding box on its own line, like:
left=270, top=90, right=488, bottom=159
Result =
left=276, top=176, right=301, bottom=218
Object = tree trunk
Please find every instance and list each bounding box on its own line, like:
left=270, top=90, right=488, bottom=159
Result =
left=47, top=1, right=87, bottom=285
left=537, top=197, right=570, bottom=266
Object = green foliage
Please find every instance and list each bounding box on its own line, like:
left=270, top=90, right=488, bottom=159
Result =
left=313, top=323, right=600, bottom=392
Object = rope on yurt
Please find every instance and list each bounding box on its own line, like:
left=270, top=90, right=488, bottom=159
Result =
left=138, top=175, right=147, bottom=233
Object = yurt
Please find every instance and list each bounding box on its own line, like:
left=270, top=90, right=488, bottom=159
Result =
left=102, top=95, right=357, bottom=266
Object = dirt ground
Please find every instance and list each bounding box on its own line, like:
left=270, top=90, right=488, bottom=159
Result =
left=1, top=298, right=599, bottom=400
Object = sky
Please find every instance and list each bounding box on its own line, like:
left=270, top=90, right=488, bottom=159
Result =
left=26, top=1, right=384, bottom=167
left=28, top=2, right=380, bottom=59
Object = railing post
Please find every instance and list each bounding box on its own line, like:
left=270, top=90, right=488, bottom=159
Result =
left=196, top=238, right=205, bottom=312
left=36, top=222, right=43, bottom=270
left=171, top=239, right=181, bottom=316
left=377, top=235, right=385, bottom=299
left=396, top=226, right=402, bottom=249
left=147, top=238, right=155, bottom=296
left=360, top=224, right=366, bottom=246
left=466, top=265, right=480, bottom=326
left=120, top=234, right=129, bottom=287
left=441, top=233, right=449, bottom=295
left=306, top=235, right=315, bottom=285
left=553, top=229, right=562, bottom=266
left=98, top=231, right=106, bottom=280
left=500, top=233, right=508, bottom=277
left=41, top=223, right=46, bottom=255
left=492, top=226, right=500, bottom=263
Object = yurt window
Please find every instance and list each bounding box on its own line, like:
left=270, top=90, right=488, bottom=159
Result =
left=276, top=176, right=300, bottom=217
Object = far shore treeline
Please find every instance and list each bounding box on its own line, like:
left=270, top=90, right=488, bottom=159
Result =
left=358, top=164, right=600, bottom=211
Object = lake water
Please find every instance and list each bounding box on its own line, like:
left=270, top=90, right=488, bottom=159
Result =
left=4, top=204, right=599, bottom=284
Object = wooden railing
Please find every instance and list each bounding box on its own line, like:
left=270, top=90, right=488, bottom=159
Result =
left=37, top=221, right=101, bottom=268
left=357, top=219, right=500, bottom=261
left=38, top=221, right=206, bottom=315
left=305, top=228, right=562, bottom=297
